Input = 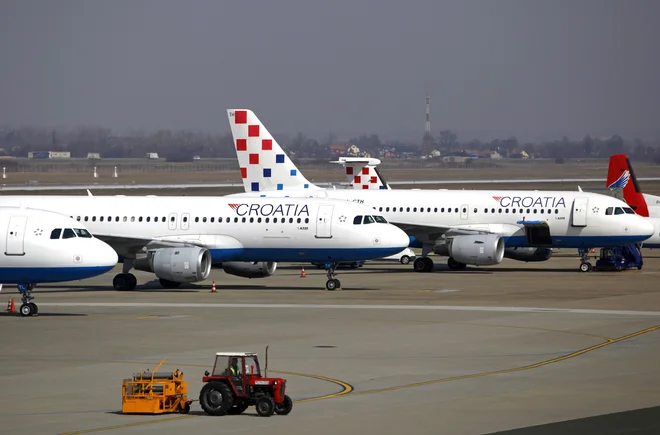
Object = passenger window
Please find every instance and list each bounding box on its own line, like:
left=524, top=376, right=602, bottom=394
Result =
left=146, top=217, right=151, bottom=222
left=265, top=218, right=269, bottom=223
left=234, top=217, right=238, bottom=223
left=74, top=228, right=92, bottom=238
left=386, top=207, right=390, bottom=212
left=474, top=208, right=477, bottom=213
left=219, top=217, right=223, bottom=223
left=434, top=208, right=438, bottom=212
left=131, top=217, right=135, bottom=222
left=211, top=217, right=215, bottom=223
left=305, top=218, right=309, bottom=223
left=62, top=228, right=76, bottom=239
left=242, top=217, right=246, bottom=223
left=484, top=209, right=488, bottom=213
left=138, top=217, right=143, bottom=222
left=555, top=209, right=559, bottom=214
left=406, top=207, right=410, bottom=212
left=274, top=218, right=278, bottom=223
left=50, top=228, right=62, bottom=239
left=100, top=216, right=104, bottom=222
left=84, top=216, right=89, bottom=222
left=203, top=217, right=207, bottom=223
left=379, top=207, right=383, bottom=212
left=353, top=216, right=362, bottom=225
left=296, top=218, right=300, bottom=223
left=289, top=218, right=293, bottom=223
left=505, top=209, right=509, bottom=213
left=363, top=216, right=375, bottom=224
left=250, top=217, right=254, bottom=223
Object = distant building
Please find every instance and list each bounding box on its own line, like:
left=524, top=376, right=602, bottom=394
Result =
left=28, top=151, right=70, bottom=159
left=87, top=153, right=101, bottom=159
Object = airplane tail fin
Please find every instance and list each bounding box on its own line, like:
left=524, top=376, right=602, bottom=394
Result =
left=227, top=110, right=320, bottom=193
left=331, top=157, right=391, bottom=190
left=606, top=154, right=649, bottom=216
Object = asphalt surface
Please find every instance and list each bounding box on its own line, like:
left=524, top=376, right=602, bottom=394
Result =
left=2, top=253, right=659, bottom=435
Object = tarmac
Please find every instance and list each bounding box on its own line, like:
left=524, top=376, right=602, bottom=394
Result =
left=2, top=253, right=660, bottom=435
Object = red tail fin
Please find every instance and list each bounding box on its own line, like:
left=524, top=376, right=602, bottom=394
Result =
left=606, top=154, right=649, bottom=217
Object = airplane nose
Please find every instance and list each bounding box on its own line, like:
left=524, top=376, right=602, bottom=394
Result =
left=389, top=225, right=411, bottom=250
left=638, top=217, right=655, bottom=238
left=95, top=239, right=119, bottom=269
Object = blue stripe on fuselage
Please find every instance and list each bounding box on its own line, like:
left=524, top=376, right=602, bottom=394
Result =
left=0, top=265, right=115, bottom=284
left=503, top=235, right=652, bottom=248
left=208, top=247, right=404, bottom=263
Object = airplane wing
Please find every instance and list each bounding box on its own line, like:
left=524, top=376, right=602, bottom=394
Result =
left=94, top=233, right=214, bottom=257
left=392, top=221, right=532, bottom=245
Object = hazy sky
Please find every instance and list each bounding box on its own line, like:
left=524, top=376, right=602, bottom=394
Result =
left=1, top=0, right=658, bottom=142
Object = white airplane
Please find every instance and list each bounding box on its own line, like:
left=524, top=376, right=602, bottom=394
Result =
left=0, top=196, right=409, bottom=291
left=606, top=154, right=660, bottom=248
left=225, top=109, right=655, bottom=273
left=0, top=206, right=118, bottom=316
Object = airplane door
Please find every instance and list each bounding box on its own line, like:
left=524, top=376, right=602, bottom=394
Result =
left=168, top=213, right=178, bottom=230
left=460, top=204, right=469, bottom=220
left=181, top=213, right=190, bottom=230
left=5, top=216, right=27, bottom=255
left=315, top=205, right=334, bottom=239
left=571, top=198, right=588, bottom=227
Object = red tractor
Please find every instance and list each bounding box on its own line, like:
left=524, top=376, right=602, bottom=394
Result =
left=199, top=352, right=293, bottom=417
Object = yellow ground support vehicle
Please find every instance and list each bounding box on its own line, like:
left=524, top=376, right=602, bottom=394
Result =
left=121, top=358, right=192, bottom=414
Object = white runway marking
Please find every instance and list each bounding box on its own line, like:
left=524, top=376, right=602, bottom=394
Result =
left=37, top=302, right=660, bottom=316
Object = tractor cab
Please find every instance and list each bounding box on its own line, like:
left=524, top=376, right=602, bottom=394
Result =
left=208, top=352, right=261, bottom=395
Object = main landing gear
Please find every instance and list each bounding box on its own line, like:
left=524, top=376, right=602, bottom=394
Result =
left=324, top=262, right=341, bottom=291
left=17, top=283, right=38, bottom=317
left=413, top=256, right=467, bottom=272
left=113, top=259, right=137, bottom=290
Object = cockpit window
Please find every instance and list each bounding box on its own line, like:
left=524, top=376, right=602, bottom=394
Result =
left=50, top=228, right=62, bottom=239
left=605, top=207, right=613, bottom=215
left=623, top=207, right=635, bottom=214
left=74, top=228, right=92, bottom=238
left=62, top=228, right=76, bottom=239
left=363, top=215, right=375, bottom=224
left=373, top=216, right=388, bottom=223
left=614, top=207, right=625, bottom=215
left=353, top=215, right=362, bottom=225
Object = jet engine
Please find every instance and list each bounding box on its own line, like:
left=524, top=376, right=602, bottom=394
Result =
left=222, top=261, right=277, bottom=279
left=434, top=234, right=505, bottom=265
left=134, top=247, right=212, bottom=283
left=504, top=247, right=552, bottom=262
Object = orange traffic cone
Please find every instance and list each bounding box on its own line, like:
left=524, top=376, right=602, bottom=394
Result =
left=300, top=267, right=306, bottom=278
left=211, top=281, right=216, bottom=293
left=7, top=298, right=15, bottom=313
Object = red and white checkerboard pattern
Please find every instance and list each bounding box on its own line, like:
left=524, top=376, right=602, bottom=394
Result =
left=227, top=110, right=318, bottom=193
left=344, top=164, right=388, bottom=190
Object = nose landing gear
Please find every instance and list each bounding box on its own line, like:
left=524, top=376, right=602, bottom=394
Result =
left=324, top=262, right=341, bottom=291
left=17, top=283, right=38, bottom=317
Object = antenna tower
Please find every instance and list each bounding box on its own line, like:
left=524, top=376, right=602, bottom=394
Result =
left=425, top=93, right=431, bottom=133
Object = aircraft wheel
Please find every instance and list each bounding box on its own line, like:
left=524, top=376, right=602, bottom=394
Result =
left=413, top=257, right=427, bottom=272
left=326, top=279, right=338, bottom=291
left=29, top=303, right=38, bottom=315
left=19, top=303, right=34, bottom=317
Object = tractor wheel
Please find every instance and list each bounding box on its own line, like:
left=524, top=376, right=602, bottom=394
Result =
left=255, top=396, right=275, bottom=417
left=228, top=402, right=249, bottom=415
left=275, top=395, right=293, bottom=415
left=199, top=382, right=233, bottom=416
left=180, top=401, right=191, bottom=414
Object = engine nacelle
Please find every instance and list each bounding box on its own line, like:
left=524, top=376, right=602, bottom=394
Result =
left=504, top=247, right=552, bottom=262
left=222, top=261, right=277, bottom=279
left=134, top=247, right=212, bottom=283
left=434, top=234, right=505, bottom=266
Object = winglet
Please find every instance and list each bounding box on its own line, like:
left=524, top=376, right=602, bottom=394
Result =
left=227, top=109, right=321, bottom=193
